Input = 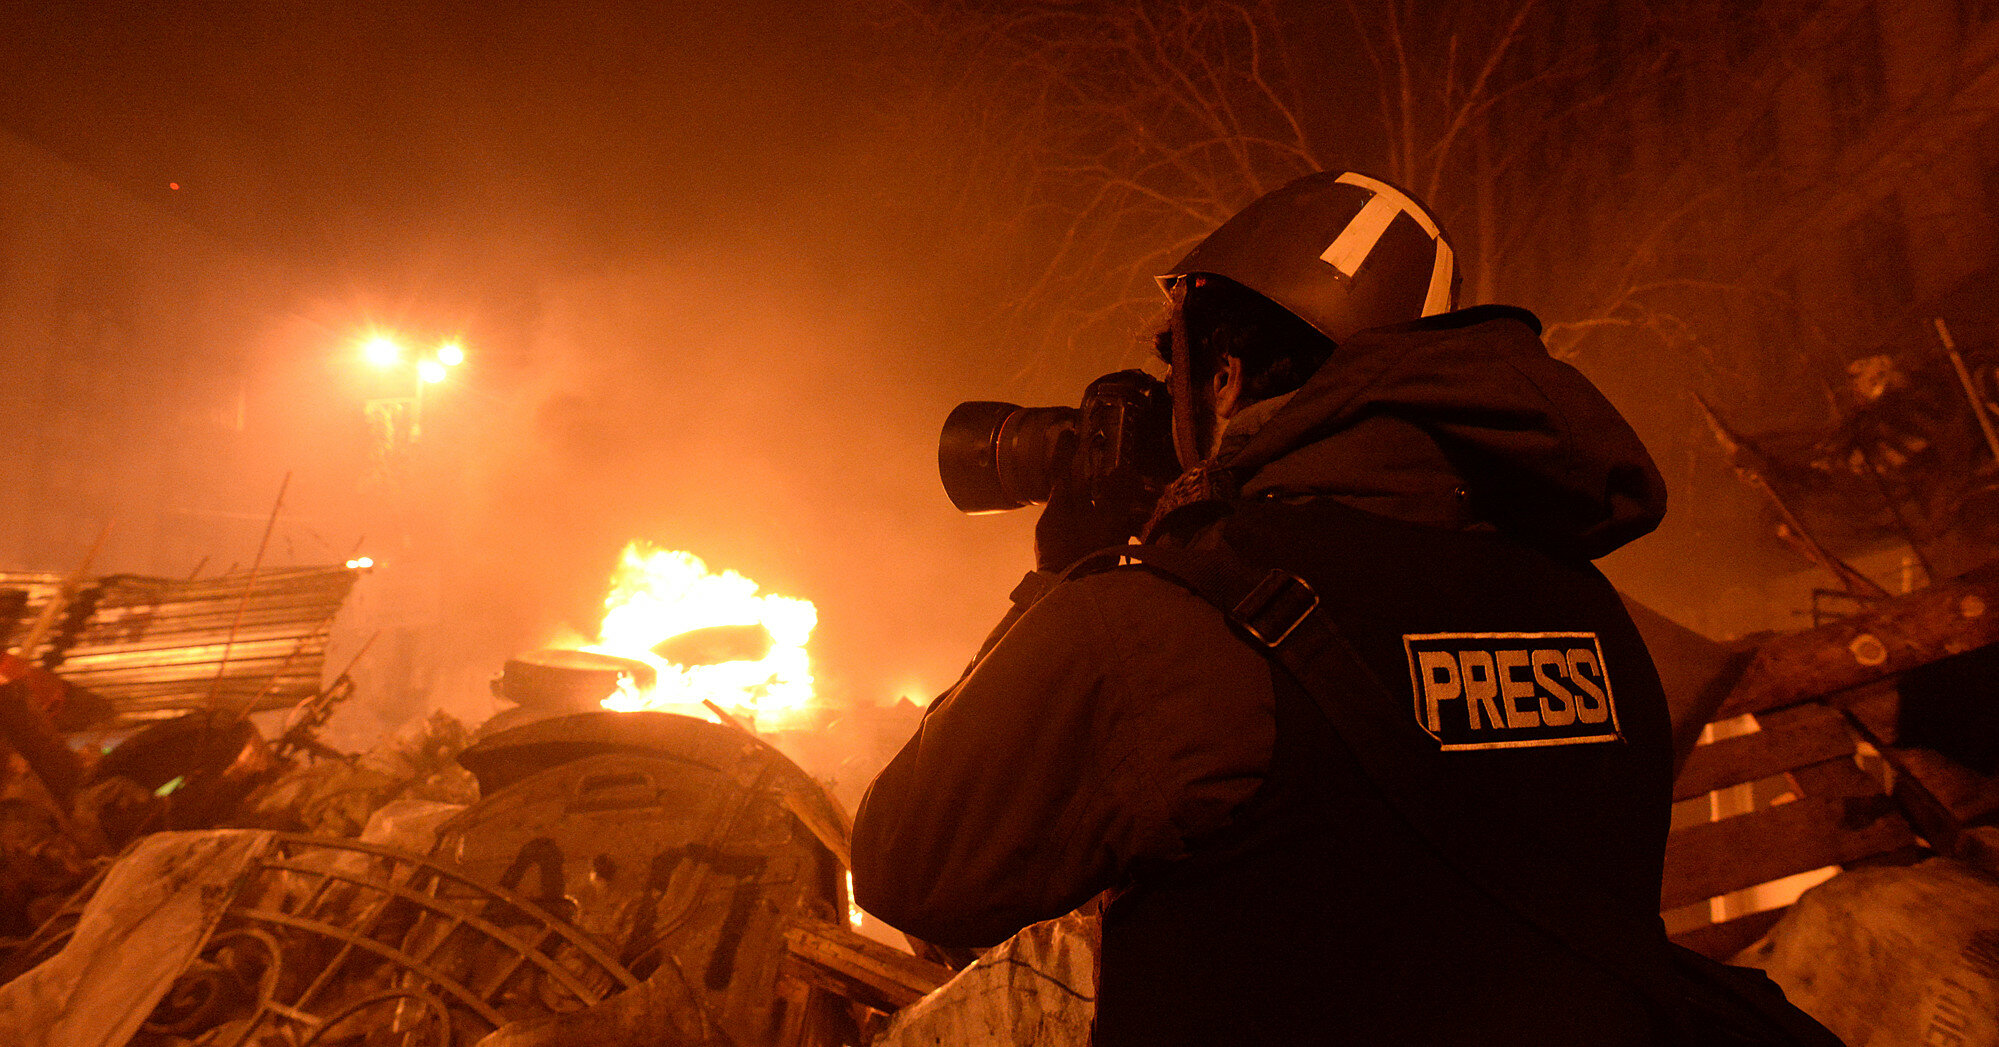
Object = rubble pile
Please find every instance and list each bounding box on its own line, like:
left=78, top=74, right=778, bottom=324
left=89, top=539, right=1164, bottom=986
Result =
left=0, top=560, right=947, bottom=1046
left=0, top=545, right=1995, bottom=1045
left=0, top=702, right=949, bottom=1047
left=242, top=711, right=480, bottom=839
left=0, top=829, right=643, bottom=1047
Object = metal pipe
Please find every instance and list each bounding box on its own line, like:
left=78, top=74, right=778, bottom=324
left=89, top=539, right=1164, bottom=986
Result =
left=1935, top=317, right=1999, bottom=464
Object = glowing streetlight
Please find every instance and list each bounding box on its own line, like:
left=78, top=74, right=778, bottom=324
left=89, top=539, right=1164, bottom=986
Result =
left=357, top=330, right=466, bottom=464
left=363, top=335, right=403, bottom=367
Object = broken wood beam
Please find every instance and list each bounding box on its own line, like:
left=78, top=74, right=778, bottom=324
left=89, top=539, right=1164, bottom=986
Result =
left=783, top=919, right=951, bottom=1013
left=1716, top=560, right=1999, bottom=718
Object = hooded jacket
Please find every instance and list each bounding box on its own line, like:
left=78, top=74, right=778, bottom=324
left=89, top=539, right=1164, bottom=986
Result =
left=851, top=308, right=1673, bottom=1040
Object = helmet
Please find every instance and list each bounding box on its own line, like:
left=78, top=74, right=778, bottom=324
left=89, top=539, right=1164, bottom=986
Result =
left=1159, top=170, right=1460, bottom=343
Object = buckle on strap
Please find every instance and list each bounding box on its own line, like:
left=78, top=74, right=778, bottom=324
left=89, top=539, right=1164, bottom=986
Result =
left=1233, top=569, right=1319, bottom=647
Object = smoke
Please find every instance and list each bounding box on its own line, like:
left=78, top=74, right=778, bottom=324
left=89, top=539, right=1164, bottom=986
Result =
left=6, top=0, right=1843, bottom=749
left=0, top=0, right=1106, bottom=742
left=416, top=243, right=1044, bottom=718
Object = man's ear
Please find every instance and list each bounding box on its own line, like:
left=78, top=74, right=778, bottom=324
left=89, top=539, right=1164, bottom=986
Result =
left=1210, top=355, right=1245, bottom=421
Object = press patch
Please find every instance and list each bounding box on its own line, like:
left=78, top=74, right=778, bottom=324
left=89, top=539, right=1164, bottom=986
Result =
left=1402, top=632, right=1621, bottom=751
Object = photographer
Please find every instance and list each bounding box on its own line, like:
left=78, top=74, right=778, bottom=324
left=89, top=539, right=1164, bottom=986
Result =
left=852, top=172, right=1828, bottom=1045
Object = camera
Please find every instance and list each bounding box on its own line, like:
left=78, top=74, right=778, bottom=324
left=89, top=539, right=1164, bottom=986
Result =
left=938, top=369, right=1180, bottom=514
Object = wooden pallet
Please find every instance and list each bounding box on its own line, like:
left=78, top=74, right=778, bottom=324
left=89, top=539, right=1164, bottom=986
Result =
left=1660, top=561, right=1999, bottom=959
left=1662, top=698, right=1920, bottom=959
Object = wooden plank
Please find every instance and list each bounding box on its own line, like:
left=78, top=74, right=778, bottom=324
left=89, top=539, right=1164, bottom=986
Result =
left=1673, top=704, right=1854, bottom=800
left=1717, top=560, right=1999, bottom=718
left=1885, top=744, right=1999, bottom=848
left=1661, top=782, right=1916, bottom=910
left=1836, top=683, right=1900, bottom=746
left=1832, top=683, right=1999, bottom=848
left=783, top=919, right=951, bottom=1013
left=1789, top=757, right=1890, bottom=802
left=1670, top=907, right=1789, bottom=962
left=779, top=782, right=854, bottom=873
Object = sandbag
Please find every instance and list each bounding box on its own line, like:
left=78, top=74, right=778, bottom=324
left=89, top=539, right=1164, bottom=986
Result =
left=877, top=908, right=1100, bottom=1047
left=1735, top=856, right=1999, bottom=1047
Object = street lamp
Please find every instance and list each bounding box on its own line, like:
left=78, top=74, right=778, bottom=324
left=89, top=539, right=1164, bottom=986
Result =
left=363, top=336, right=403, bottom=368
left=360, top=334, right=464, bottom=463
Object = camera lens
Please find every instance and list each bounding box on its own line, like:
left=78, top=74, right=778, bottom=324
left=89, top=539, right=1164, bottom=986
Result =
left=937, top=402, right=1076, bottom=513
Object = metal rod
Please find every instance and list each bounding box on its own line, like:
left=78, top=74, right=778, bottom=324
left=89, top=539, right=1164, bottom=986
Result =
left=702, top=698, right=754, bottom=734
left=1697, top=395, right=1889, bottom=600
left=209, top=472, right=291, bottom=710
left=1934, top=318, right=1999, bottom=465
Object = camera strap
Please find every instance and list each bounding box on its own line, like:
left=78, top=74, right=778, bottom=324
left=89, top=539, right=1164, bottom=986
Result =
left=1165, top=278, right=1208, bottom=471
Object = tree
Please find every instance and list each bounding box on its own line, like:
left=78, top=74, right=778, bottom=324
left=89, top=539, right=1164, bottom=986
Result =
left=874, top=0, right=1681, bottom=370
left=872, top=0, right=1323, bottom=376
left=878, top=0, right=1999, bottom=593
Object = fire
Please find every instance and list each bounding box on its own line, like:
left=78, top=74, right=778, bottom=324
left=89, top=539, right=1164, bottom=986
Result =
left=585, top=542, right=817, bottom=726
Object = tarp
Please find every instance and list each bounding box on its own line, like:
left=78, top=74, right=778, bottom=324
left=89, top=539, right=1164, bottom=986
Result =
left=358, top=796, right=466, bottom=853
left=0, top=829, right=272, bottom=1047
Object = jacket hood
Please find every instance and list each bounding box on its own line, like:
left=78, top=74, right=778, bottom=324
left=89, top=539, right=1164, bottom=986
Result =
left=1220, top=305, right=1667, bottom=560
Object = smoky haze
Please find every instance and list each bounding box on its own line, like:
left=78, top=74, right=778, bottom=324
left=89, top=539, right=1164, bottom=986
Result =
left=8, top=0, right=1979, bottom=748
left=0, top=0, right=1094, bottom=736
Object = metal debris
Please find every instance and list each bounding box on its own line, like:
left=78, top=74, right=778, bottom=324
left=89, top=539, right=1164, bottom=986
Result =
left=440, top=710, right=865, bottom=1046
left=0, top=566, right=360, bottom=727
left=0, top=706, right=954, bottom=1046
left=1, top=829, right=643, bottom=1046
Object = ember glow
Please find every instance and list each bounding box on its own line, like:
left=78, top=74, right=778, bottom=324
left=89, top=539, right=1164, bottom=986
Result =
left=586, top=542, right=817, bottom=725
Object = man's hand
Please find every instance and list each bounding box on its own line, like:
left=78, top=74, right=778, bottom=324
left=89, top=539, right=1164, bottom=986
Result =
left=1034, top=432, right=1150, bottom=572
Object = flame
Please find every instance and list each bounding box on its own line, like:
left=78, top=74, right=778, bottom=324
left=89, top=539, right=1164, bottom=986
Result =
left=585, top=543, right=817, bottom=727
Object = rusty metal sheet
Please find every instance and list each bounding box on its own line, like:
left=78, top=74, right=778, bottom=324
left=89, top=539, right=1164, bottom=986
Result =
left=438, top=712, right=854, bottom=1047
